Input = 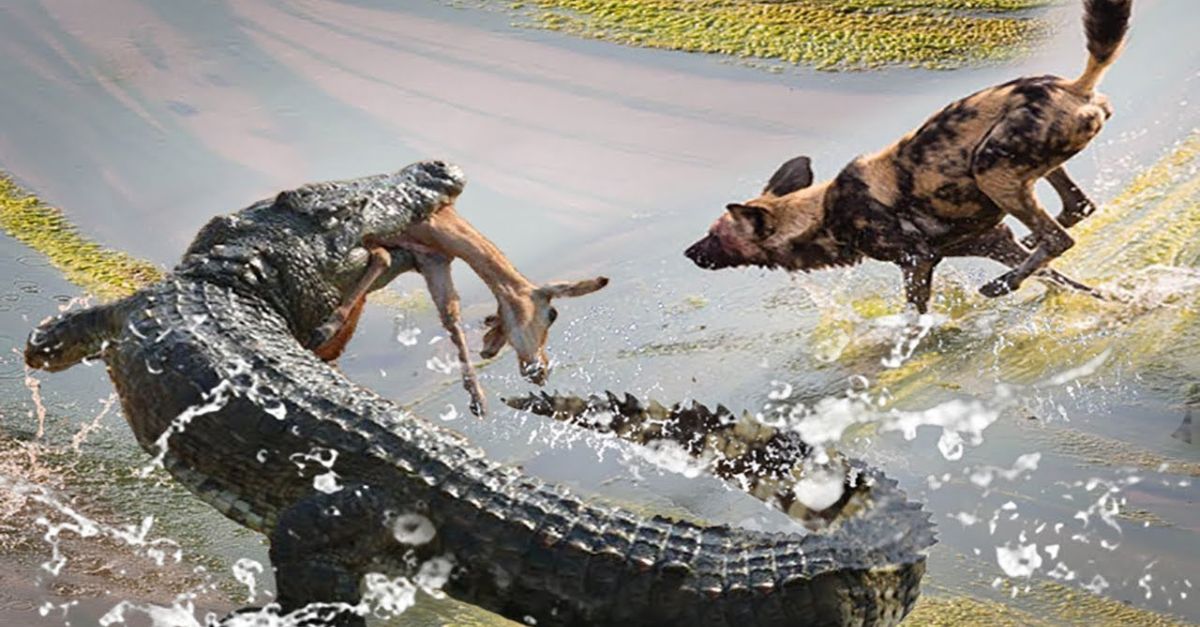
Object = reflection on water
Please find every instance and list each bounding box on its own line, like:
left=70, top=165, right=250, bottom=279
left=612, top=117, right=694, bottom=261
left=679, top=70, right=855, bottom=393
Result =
left=1, top=0, right=1199, bottom=624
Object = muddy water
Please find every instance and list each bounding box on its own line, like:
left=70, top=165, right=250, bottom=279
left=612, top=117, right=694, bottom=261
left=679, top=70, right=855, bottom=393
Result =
left=1, top=0, right=1198, bottom=624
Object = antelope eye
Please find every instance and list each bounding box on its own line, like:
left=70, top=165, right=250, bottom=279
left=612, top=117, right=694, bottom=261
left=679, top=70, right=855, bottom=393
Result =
left=548, top=307, right=559, bottom=323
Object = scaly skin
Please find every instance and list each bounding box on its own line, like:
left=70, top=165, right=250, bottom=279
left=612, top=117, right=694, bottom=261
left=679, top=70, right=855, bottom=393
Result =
left=506, top=391, right=875, bottom=528
left=25, top=161, right=933, bottom=626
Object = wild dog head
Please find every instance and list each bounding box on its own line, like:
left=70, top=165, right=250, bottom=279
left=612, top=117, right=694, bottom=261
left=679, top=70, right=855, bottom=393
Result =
left=685, top=156, right=830, bottom=272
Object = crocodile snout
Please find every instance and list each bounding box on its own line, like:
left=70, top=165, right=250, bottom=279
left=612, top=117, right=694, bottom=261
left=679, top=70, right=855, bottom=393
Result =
left=412, top=159, right=466, bottom=199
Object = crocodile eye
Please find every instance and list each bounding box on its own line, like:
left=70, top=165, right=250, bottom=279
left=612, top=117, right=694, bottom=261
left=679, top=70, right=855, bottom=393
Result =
left=548, top=307, right=559, bottom=323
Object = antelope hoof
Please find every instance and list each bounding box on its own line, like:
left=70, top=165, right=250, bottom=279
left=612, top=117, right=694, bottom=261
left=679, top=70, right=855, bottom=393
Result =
left=309, top=320, right=340, bottom=350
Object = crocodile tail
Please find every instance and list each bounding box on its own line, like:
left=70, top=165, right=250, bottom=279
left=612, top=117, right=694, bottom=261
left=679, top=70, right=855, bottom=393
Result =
left=507, top=391, right=868, bottom=527
left=1072, top=0, right=1133, bottom=94
left=25, top=294, right=141, bottom=372
left=507, top=391, right=937, bottom=623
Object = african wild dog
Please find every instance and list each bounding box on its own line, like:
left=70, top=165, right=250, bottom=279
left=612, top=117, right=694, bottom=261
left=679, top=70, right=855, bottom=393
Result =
left=685, top=0, right=1132, bottom=313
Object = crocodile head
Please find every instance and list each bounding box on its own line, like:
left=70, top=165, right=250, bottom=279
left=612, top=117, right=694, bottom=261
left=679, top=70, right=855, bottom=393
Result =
left=352, top=160, right=467, bottom=244
left=179, top=160, right=469, bottom=339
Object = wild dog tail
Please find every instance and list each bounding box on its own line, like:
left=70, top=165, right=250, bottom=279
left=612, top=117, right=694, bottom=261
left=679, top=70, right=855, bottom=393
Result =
left=25, top=294, right=141, bottom=372
left=1072, top=0, right=1133, bottom=93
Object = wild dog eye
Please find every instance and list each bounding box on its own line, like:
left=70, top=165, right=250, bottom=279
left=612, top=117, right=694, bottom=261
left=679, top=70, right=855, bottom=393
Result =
left=548, top=307, right=559, bottom=323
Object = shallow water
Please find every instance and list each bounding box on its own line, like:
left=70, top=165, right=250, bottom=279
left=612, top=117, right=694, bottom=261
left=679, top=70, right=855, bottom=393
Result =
left=1, top=0, right=1199, bottom=624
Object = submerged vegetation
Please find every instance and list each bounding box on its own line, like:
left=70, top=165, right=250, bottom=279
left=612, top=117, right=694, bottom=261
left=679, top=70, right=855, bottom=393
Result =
left=505, top=0, right=1054, bottom=70
left=0, top=175, right=161, bottom=299
left=909, top=580, right=1191, bottom=626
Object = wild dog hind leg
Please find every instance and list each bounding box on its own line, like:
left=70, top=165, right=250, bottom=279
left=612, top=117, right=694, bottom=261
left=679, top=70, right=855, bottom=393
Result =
left=1021, top=165, right=1099, bottom=248
left=974, top=134, right=1076, bottom=296
left=947, top=225, right=1100, bottom=298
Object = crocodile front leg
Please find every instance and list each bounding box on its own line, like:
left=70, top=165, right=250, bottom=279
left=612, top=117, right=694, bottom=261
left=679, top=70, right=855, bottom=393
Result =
left=268, top=484, right=394, bottom=627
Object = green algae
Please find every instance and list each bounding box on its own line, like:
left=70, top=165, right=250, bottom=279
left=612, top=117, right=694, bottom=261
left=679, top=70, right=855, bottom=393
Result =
left=1029, top=421, right=1200, bottom=477
left=368, top=285, right=434, bottom=312
left=908, top=593, right=1041, bottom=626
left=1027, top=580, right=1190, bottom=627
left=1059, top=133, right=1200, bottom=274
left=0, top=175, right=162, bottom=300
left=1118, top=506, right=1173, bottom=528
left=505, top=0, right=1054, bottom=71
left=0, top=407, right=244, bottom=601
left=908, top=579, right=1192, bottom=627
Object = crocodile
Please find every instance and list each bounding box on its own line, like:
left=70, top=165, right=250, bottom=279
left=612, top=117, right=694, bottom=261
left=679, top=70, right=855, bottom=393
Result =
left=24, top=160, right=934, bottom=626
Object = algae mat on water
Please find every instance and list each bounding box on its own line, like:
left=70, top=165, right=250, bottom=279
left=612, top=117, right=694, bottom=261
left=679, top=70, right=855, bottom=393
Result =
left=505, top=0, right=1053, bottom=70
left=0, top=175, right=162, bottom=300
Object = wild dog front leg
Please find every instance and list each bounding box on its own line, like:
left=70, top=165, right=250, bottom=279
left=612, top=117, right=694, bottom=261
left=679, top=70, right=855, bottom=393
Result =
left=899, top=257, right=939, bottom=314
left=1020, top=166, right=1098, bottom=248
left=411, top=247, right=488, bottom=417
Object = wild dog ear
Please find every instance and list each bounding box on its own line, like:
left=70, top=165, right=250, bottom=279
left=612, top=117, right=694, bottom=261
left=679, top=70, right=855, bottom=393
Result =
left=726, top=203, right=775, bottom=239
left=764, top=156, right=813, bottom=196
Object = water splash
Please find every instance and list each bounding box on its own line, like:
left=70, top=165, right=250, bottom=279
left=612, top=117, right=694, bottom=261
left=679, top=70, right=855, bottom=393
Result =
left=0, top=475, right=180, bottom=577
left=232, top=558, right=265, bottom=603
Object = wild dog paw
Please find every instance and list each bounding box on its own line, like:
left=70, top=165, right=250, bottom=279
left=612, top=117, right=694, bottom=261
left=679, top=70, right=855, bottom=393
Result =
left=979, top=276, right=1017, bottom=298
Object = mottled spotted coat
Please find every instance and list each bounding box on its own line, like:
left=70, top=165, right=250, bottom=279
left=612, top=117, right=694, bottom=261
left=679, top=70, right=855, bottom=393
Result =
left=687, top=0, right=1133, bottom=312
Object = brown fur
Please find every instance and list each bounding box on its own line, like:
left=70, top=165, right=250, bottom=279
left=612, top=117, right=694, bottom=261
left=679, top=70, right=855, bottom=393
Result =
left=314, top=203, right=608, bottom=416
left=686, top=0, right=1132, bottom=313
left=399, top=205, right=608, bottom=387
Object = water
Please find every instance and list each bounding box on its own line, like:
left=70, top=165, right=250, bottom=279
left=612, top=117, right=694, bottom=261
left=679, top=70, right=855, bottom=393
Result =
left=1, top=0, right=1198, bottom=624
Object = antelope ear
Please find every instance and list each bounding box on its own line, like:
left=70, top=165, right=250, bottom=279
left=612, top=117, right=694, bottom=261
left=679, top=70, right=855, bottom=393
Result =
left=764, top=156, right=813, bottom=196
left=725, top=203, right=775, bottom=239
left=534, top=277, right=610, bottom=300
